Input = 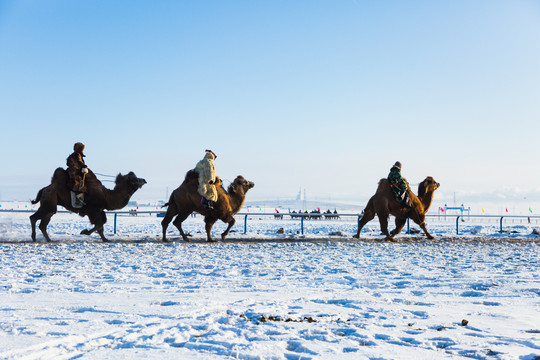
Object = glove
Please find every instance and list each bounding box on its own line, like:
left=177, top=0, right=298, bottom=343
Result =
left=81, top=168, right=89, bottom=174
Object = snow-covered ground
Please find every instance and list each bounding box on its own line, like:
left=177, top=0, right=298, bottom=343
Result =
left=0, top=211, right=539, bottom=359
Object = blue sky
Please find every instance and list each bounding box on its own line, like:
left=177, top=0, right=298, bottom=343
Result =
left=1, top=1, right=540, bottom=209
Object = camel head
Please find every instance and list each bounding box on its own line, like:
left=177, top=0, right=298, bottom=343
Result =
left=418, top=176, right=440, bottom=198
left=114, top=172, right=147, bottom=195
left=228, top=176, right=254, bottom=195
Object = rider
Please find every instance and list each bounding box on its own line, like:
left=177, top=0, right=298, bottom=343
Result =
left=66, top=142, right=89, bottom=205
left=195, top=150, right=218, bottom=209
left=387, top=161, right=411, bottom=208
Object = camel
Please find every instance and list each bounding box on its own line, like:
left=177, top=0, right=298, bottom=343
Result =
left=353, top=176, right=440, bottom=241
left=30, top=167, right=146, bottom=242
left=161, top=170, right=254, bottom=242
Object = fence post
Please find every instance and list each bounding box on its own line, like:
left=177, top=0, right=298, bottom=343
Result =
left=456, top=215, right=460, bottom=235
left=500, top=216, right=504, bottom=233
left=244, top=214, right=248, bottom=234
left=301, top=215, right=304, bottom=235
left=114, top=213, right=118, bottom=234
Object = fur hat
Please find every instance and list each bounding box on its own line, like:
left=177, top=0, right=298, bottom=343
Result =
left=74, top=142, right=85, bottom=154
left=393, top=161, right=402, bottom=169
left=205, top=149, right=217, bottom=159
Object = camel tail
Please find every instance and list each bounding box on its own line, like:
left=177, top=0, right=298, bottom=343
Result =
left=31, top=188, right=44, bottom=205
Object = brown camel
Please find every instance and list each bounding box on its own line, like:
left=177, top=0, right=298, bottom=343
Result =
left=353, top=176, right=440, bottom=241
left=161, top=170, right=254, bottom=242
left=30, top=168, right=146, bottom=242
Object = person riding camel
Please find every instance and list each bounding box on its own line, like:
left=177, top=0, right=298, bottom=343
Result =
left=387, top=161, right=411, bottom=208
left=195, top=150, right=218, bottom=209
left=66, top=142, right=88, bottom=205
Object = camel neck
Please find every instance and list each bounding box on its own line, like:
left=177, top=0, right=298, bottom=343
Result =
left=228, top=189, right=246, bottom=214
left=103, top=187, right=132, bottom=211
left=420, top=190, right=435, bottom=213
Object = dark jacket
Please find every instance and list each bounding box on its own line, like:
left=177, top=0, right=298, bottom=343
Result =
left=387, top=165, right=407, bottom=200
left=66, top=151, right=87, bottom=192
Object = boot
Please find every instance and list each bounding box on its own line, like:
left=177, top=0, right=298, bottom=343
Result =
left=201, top=197, right=214, bottom=209
left=400, top=192, right=411, bottom=208
left=76, top=192, right=86, bottom=206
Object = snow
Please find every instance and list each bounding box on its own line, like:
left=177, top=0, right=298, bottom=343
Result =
left=0, top=210, right=539, bottom=359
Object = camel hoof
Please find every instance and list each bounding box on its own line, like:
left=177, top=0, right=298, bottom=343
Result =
left=352, top=234, right=359, bottom=239
left=207, top=238, right=218, bottom=243
left=80, top=229, right=90, bottom=236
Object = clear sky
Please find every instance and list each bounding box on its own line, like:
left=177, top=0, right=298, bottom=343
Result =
left=1, top=1, right=539, bottom=209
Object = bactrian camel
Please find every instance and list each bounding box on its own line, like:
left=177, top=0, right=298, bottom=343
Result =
left=30, top=168, right=146, bottom=242
left=161, top=170, right=254, bottom=242
left=353, top=176, right=440, bottom=241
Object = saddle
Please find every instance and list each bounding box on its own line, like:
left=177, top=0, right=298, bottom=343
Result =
left=70, top=191, right=85, bottom=208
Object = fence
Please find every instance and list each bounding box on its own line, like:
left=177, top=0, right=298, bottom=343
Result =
left=237, top=213, right=540, bottom=235
left=2, top=209, right=539, bottom=236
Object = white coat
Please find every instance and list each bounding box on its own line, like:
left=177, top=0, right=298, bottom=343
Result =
left=194, top=152, right=218, bottom=202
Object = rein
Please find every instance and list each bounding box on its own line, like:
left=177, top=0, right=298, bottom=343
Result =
left=94, top=172, right=116, bottom=183
left=94, top=172, right=116, bottom=178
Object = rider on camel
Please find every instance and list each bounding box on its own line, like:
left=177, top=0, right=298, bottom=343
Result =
left=67, top=142, right=88, bottom=205
left=387, top=161, right=411, bottom=208
left=195, top=150, right=218, bottom=209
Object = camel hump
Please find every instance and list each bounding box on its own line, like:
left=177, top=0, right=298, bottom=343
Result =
left=377, top=177, right=410, bottom=190
left=52, top=167, right=68, bottom=183
left=184, top=169, right=199, bottom=182
left=377, top=178, right=390, bottom=190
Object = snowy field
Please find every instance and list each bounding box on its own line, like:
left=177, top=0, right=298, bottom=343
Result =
left=0, top=211, right=539, bottom=359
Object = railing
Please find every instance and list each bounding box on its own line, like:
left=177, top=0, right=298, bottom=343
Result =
left=2, top=209, right=539, bottom=236
left=447, top=214, right=540, bottom=235
left=236, top=213, right=540, bottom=236
left=239, top=212, right=361, bottom=235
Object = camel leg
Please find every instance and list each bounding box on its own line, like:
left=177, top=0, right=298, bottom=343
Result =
left=353, top=202, right=375, bottom=238
left=30, top=212, right=39, bottom=242
left=378, top=216, right=393, bottom=241
left=161, top=204, right=178, bottom=242
left=204, top=217, right=218, bottom=242
left=81, top=225, right=110, bottom=243
left=419, top=222, right=434, bottom=240
left=82, top=211, right=109, bottom=242
left=37, top=212, right=54, bottom=242
left=172, top=212, right=191, bottom=242
left=80, top=226, right=97, bottom=236
left=221, top=217, right=236, bottom=241
left=30, top=207, right=55, bottom=242
left=391, top=217, right=407, bottom=237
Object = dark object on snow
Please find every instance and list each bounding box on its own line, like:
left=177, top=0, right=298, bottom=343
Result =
left=461, top=319, right=469, bottom=326
left=329, top=231, right=343, bottom=236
